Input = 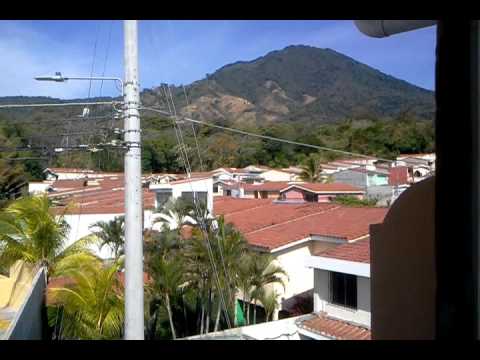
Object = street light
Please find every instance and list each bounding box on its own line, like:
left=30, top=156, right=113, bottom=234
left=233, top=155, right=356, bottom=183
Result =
left=34, top=72, right=124, bottom=97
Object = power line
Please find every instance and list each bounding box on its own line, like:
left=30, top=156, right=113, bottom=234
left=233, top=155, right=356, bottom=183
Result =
left=163, top=84, right=232, bottom=330
left=140, top=106, right=394, bottom=163
left=0, top=101, right=121, bottom=109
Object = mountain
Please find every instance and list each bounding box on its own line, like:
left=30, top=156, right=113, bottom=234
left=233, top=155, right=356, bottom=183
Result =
left=143, top=45, right=435, bottom=124
left=0, top=45, right=434, bottom=127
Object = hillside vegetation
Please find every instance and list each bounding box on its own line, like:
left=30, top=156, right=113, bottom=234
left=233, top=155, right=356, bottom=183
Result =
left=0, top=44, right=435, bottom=179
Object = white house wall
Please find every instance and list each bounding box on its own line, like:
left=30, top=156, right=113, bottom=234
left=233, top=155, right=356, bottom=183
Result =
left=270, top=243, right=314, bottom=310
left=313, top=268, right=371, bottom=327
left=62, top=210, right=155, bottom=259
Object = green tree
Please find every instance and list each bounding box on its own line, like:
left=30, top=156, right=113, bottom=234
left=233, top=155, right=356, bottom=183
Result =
left=0, top=160, right=27, bottom=209
left=248, top=253, right=287, bottom=325
left=258, top=288, right=280, bottom=322
left=89, top=216, right=125, bottom=260
left=0, top=195, right=96, bottom=278
left=299, top=154, right=323, bottom=182
left=48, top=258, right=124, bottom=339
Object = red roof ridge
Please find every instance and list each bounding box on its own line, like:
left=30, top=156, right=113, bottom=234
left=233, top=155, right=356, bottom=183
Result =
left=245, top=205, right=342, bottom=236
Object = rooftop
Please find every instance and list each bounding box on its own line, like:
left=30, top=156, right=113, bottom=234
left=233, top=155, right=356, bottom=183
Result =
left=214, top=197, right=386, bottom=250
left=297, top=312, right=371, bottom=340
left=315, top=237, right=370, bottom=263
left=281, top=182, right=364, bottom=193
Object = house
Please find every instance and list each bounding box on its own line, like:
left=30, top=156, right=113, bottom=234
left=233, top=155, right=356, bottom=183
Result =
left=332, top=167, right=390, bottom=189
left=298, top=238, right=371, bottom=339
left=279, top=183, right=365, bottom=203
left=149, top=176, right=213, bottom=215
left=213, top=197, right=387, bottom=320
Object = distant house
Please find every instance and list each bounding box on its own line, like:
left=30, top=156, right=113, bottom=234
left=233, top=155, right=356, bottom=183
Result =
left=332, top=167, right=390, bottom=189
left=279, top=183, right=365, bottom=203
left=149, top=176, right=214, bottom=223
left=49, top=175, right=156, bottom=259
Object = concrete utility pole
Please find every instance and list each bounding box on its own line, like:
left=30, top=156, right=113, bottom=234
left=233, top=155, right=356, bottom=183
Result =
left=123, top=20, right=144, bottom=340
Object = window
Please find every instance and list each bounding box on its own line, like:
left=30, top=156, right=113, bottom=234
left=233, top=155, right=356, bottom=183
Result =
left=260, top=191, right=268, bottom=199
left=156, top=190, right=172, bottom=209
left=181, top=191, right=208, bottom=207
left=330, top=272, right=357, bottom=309
left=213, top=184, right=219, bottom=193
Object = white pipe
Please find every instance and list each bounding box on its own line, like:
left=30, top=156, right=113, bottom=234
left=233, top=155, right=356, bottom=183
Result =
left=354, top=20, right=436, bottom=38
left=123, top=20, right=144, bottom=340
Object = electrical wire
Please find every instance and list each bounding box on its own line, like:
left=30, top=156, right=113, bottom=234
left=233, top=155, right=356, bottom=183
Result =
left=164, top=84, right=232, bottom=330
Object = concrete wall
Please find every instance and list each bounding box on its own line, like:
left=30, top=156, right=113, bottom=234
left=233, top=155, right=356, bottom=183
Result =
left=313, top=268, right=371, bottom=327
left=184, top=315, right=304, bottom=340
left=271, top=243, right=314, bottom=311
left=260, top=170, right=293, bottom=182
left=332, top=171, right=367, bottom=189
left=28, top=182, right=51, bottom=195
left=5, top=267, right=46, bottom=340
left=370, top=177, right=435, bottom=339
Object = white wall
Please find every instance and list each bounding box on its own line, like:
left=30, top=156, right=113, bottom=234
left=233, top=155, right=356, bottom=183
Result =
left=62, top=210, right=155, bottom=260
left=260, top=170, right=294, bottom=182
left=270, top=243, right=314, bottom=310
left=313, top=268, right=371, bottom=327
left=28, top=182, right=51, bottom=195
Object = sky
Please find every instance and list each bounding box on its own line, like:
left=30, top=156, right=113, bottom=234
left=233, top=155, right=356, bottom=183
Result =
left=0, top=20, right=436, bottom=99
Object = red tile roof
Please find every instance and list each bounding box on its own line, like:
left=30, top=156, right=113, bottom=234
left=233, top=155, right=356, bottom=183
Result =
left=243, top=181, right=291, bottom=192
left=281, top=183, right=364, bottom=194
left=214, top=197, right=272, bottom=215
left=213, top=197, right=387, bottom=250
left=317, top=237, right=370, bottom=263
left=298, top=313, right=371, bottom=340
left=50, top=175, right=155, bottom=215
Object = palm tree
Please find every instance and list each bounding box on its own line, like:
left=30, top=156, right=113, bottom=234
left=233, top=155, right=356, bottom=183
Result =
left=211, top=216, right=247, bottom=331
left=89, top=216, right=125, bottom=260
left=144, top=227, right=186, bottom=339
left=299, top=154, right=323, bottom=183
left=47, top=257, right=124, bottom=339
left=258, top=288, right=280, bottom=322
left=0, top=160, right=27, bottom=209
left=0, top=195, right=96, bottom=278
left=154, top=198, right=192, bottom=231
left=248, top=253, right=287, bottom=325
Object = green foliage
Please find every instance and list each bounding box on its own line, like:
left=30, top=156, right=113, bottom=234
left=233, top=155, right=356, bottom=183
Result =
left=48, top=258, right=124, bottom=340
left=0, top=195, right=97, bottom=276
left=333, top=195, right=378, bottom=207
left=89, top=216, right=125, bottom=260
left=0, top=159, right=28, bottom=208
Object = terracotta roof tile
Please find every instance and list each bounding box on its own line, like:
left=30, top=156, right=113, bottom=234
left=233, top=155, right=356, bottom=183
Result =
left=316, top=238, right=370, bottom=263
left=298, top=313, right=371, bottom=340
left=213, top=198, right=387, bottom=250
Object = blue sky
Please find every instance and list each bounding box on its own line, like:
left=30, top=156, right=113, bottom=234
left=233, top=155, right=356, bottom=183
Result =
left=0, top=20, right=436, bottom=99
